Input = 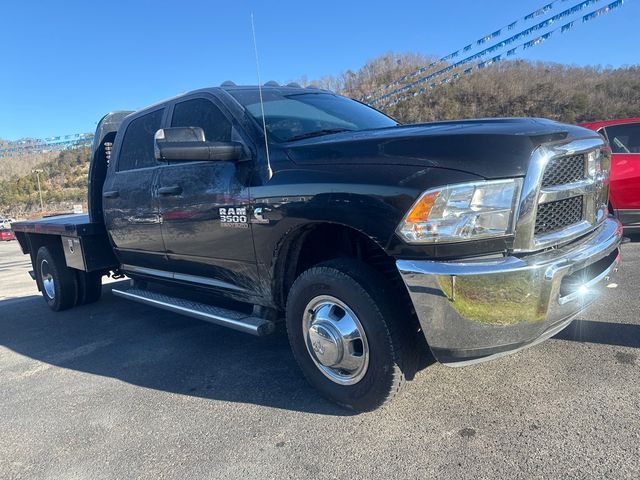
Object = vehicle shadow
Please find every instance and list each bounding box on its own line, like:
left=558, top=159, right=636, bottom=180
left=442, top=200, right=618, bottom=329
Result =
left=554, top=319, right=640, bottom=349
left=2, top=283, right=631, bottom=415
left=0, top=282, right=355, bottom=416
left=1, top=282, right=438, bottom=415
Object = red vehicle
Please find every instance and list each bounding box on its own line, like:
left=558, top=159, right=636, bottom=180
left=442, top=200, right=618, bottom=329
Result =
left=0, top=228, right=16, bottom=241
left=581, top=117, right=640, bottom=231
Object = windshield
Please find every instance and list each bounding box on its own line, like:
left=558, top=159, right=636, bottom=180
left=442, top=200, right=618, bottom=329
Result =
left=228, top=90, right=398, bottom=142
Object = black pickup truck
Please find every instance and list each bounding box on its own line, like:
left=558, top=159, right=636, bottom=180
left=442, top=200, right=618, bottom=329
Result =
left=12, top=83, right=623, bottom=411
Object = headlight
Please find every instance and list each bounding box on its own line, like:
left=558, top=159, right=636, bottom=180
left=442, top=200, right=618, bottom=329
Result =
left=397, top=179, right=523, bottom=244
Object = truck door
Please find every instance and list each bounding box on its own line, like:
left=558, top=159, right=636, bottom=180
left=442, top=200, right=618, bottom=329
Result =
left=156, top=96, right=259, bottom=294
left=103, top=108, right=167, bottom=270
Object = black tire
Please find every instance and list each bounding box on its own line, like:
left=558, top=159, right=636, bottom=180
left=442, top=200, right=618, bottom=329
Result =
left=76, top=270, right=102, bottom=305
left=286, top=258, right=417, bottom=411
left=35, top=245, right=77, bottom=311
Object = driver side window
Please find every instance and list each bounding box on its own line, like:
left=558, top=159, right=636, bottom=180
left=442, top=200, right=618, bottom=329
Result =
left=171, top=98, right=232, bottom=143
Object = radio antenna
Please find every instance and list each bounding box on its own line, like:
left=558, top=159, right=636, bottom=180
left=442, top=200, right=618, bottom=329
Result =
left=251, top=13, right=273, bottom=180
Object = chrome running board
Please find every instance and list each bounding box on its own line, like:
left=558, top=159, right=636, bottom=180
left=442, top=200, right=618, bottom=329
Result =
left=111, top=287, right=275, bottom=336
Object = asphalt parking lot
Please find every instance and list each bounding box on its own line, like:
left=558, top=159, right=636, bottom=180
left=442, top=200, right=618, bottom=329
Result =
left=0, top=238, right=638, bottom=480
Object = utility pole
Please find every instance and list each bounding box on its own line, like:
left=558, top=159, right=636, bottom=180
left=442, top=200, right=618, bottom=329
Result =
left=32, top=169, right=44, bottom=212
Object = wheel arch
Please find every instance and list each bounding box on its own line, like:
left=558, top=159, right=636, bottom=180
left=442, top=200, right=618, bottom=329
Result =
left=271, top=222, right=417, bottom=323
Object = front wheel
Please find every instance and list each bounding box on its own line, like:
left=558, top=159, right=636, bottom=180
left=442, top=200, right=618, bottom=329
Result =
left=286, top=258, right=417, bottom=411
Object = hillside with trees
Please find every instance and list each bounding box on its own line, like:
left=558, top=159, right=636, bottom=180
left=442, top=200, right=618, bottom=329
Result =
left=0, top=140, right=59, bottom=180
left=1, top=55, right=639, bottom=217
left=313, top=53, right=640, bottom=124
left=0, top=147, right=90, bottom=217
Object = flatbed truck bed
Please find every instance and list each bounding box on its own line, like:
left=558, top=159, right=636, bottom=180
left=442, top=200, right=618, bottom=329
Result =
left=12, top=214, right=117, bottom=274
left=12, top=214, right=105, bottom=238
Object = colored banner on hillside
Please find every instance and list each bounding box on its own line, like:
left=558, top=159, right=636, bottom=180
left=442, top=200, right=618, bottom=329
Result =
left=365, top=0, right=625, bottom=108
left=0, top=134, right=94, bottom=158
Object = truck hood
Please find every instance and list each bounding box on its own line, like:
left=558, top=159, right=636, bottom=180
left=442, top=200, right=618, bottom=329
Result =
left=284, top=118, right=601, bottom=179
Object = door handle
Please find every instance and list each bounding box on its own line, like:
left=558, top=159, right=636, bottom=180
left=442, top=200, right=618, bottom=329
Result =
left=103, top=190, right=119, bottom=198
left=157, top=185, right=183, bottom=196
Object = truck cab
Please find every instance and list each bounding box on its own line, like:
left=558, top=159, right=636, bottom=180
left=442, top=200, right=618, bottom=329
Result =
left=101, top=93, right=260, bottom=299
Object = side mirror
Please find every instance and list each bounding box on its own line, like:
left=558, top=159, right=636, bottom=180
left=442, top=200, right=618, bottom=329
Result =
left=154, top=127, right=244, bottom=162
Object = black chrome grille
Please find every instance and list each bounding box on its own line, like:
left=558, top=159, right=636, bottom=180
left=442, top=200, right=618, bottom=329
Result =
left=541, top=154, right=586, bottom=187
left=534, top=196, right=583, bottom=235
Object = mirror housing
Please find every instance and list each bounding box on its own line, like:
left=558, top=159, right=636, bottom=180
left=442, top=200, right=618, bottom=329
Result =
left=154, top=127, right=244, bottom=162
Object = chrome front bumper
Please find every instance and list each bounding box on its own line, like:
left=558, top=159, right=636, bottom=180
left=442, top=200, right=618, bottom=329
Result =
left=397, top=217, right=623, bottom=366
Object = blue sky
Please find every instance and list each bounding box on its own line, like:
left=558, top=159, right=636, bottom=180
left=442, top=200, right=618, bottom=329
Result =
left=0, top=0, right=636, bottom=140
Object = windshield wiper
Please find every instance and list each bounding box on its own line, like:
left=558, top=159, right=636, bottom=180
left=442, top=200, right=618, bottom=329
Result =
left=286, top=128, right=355, bottom=142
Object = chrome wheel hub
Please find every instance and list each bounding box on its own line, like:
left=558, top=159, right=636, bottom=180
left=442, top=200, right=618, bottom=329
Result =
left=308, top=321, right=343, bottom=367
left=40, top=259, right=55, bottom=300
left=303, top=295, right=369, bottom=385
